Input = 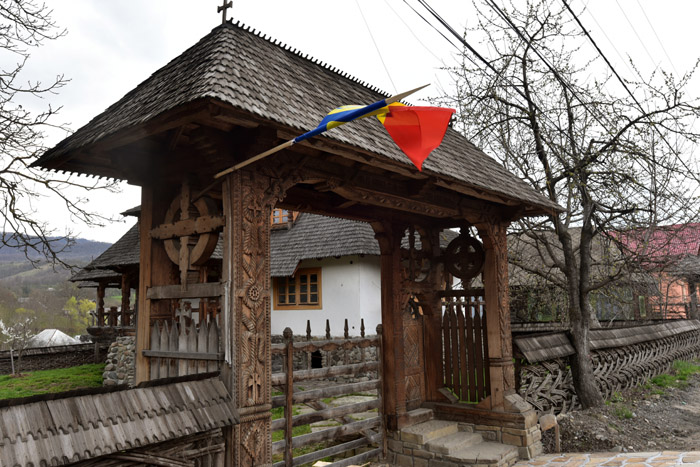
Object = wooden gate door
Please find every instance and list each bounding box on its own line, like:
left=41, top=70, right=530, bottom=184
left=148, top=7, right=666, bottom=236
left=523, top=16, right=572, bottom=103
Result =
left=441, top=289, right=491, bottom=403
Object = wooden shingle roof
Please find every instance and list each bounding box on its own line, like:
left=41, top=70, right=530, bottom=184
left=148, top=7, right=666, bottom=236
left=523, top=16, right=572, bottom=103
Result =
left=514, top=320, right=700, bottom=363
left=35, top=22, right=560, bottom=216
left=0, top=376, right=235, bottom=467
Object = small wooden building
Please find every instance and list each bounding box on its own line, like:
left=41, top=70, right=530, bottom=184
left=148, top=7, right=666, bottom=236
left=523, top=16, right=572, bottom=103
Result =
left=33, top=21, right=560, bottom=466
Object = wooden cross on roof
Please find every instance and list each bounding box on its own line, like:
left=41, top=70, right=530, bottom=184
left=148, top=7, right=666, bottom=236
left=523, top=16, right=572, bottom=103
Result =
left=218, top=0, right=233, bottom=24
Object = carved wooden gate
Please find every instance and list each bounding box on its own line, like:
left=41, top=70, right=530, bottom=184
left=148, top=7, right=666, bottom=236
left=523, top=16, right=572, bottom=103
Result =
left=441, top=289, right=490, bottom=402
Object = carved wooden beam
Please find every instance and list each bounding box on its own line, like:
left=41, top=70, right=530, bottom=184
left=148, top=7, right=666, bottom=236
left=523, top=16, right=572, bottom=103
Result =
left=150, top=215, right=225, bottom=240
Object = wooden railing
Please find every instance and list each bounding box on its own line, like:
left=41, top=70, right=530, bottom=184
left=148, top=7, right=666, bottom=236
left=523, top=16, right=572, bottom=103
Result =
left=441, top=289, right=490, bottom=403
left=144, top=317, right=222, bottom=379
left=91, top=306, right=135, bottom=328
left=270, top=321, right=384, bottom=467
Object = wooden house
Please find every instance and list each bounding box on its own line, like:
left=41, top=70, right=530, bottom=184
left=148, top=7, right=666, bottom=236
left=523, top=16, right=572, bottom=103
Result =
left=13, top=20, right=561, bottom=466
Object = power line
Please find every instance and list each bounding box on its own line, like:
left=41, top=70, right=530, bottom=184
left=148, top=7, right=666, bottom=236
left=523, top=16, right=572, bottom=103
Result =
left=484, top=0, right=614, bottom=130
left=634, top=0, right=679, bottom=76
left=355, top=0, right=398, bottom=93
left=561, top=0, right=697, bottom=176
left=383, top=0, right=444, bottom=63
left=578, top=1, right=636, bottom=78
left=614, top=0, right=658, bottom=69
left=401, top=0, right=461, bottom=51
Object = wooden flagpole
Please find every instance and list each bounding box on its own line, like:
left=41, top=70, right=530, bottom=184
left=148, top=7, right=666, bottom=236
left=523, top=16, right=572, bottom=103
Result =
left=213, top=84, right=430, bottom=179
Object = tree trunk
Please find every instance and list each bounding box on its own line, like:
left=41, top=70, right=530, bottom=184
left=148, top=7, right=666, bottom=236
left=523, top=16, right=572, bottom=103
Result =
left=559, top=222, right=604, bottom=408
left=568, top=313, right=603, bottom=408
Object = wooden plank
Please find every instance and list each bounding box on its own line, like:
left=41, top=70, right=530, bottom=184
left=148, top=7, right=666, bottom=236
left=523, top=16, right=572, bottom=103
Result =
left=178, top=317, right=188, bottom=376
left=288, top=336, right=379, bottom=353
left=150, top=215, right=225, bottom=240
left=143, top=350, right=223, bottom=360
left=135, top=185, right=154, bottom=384
left=288, top=417, right=380, bottom=450
left=474, top=308, right=486, bottom=401
left=270, top=361, right=379, bottom=385
left=147, top=282, right=223, bottom=300
left=449, top=305, right=459, bottom=397
left=280, top=435, right=380, bottom=467
left=457, top=303, right=468, bottom=402
left=207, top=321, right=219, bottom=373
left=270, top=399, right=380, bottom=431
left=442, top=307, right=452, bottom=392
left=465, top=302, right=476, bottom=402
left=327, top=447, right=382, bottom=467
left=271, top=380, right=380, bottom=408
left=150, top=321, right=161, bottom=380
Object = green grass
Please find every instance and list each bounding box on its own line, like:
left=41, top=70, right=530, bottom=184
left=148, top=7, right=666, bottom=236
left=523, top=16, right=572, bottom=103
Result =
left=613, top=405, right=633, bottom=420
left=650, top=359, right=700, bottom=389
left=0, top=363, right=105, bottom=400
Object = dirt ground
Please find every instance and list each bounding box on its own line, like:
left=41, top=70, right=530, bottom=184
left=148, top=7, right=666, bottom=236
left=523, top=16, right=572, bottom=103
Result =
left=542, top=374, right=700, bottom=453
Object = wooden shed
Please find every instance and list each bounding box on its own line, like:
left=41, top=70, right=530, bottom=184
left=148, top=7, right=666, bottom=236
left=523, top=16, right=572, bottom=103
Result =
left=34, top=21, right=560, bottom=466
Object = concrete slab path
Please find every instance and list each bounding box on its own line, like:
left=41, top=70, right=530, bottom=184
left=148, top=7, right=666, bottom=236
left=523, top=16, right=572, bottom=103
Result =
left=515, top=451, right=700, bottom=466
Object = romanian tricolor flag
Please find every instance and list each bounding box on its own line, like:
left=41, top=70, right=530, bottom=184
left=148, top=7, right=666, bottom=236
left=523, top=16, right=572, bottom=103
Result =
left=297, top=100, right=455, bottom=171
left=215, top=85, right=455, bottom=179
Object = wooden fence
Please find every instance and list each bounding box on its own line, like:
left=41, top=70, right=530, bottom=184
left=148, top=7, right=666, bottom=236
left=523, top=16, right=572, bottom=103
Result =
left=270, top=320, right=384, bottom=467
left=145, top=317, right=222, bottom=379
left=441, top=289, right=490, bottom=403
left=514, top=320, right=700, bottom=414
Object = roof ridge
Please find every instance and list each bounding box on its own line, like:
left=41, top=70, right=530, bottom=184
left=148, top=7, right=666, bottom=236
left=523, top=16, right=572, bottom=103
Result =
left=223, top=20, right=390, bottom=99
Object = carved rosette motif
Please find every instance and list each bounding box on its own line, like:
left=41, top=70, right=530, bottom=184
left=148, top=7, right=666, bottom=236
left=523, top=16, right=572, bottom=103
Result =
left=227, top=170, right=276, bottom=466
left=238, top=182, right=270, bottom=407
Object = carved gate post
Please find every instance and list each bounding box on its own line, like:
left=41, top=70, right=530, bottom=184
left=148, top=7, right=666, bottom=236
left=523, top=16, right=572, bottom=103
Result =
left=222, top=170, right=273, bottom=466
left=373, top=222, right=407, bottom=431
left=477, top=220, right=515, bottom=410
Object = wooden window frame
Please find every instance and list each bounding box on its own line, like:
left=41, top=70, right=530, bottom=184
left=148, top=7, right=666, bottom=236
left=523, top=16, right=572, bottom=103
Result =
left=271, top=208, right=298, bottom=227
left=273, top=268, right=322, bottom=310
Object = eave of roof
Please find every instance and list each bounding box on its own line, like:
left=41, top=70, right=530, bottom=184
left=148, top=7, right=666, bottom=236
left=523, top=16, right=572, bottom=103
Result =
left=34, top=21, right=561, bottom=217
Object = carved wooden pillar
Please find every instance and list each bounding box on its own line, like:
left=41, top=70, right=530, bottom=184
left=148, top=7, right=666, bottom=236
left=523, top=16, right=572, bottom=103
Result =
left=96, top=282, right=106, bottom=327
left=222, top=170, right=272, bottom=466
left=418, top=227, right=445, bottom=404
left=121, top=274, right=130, bottom=326
left=373, top=222, right=407, bottom=431
left=477, top=220, right=515, bottom=410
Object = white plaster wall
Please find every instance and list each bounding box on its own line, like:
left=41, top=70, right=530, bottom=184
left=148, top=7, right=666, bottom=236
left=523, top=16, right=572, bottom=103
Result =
left=358, top=256, right=382, bottom=335
left=271, top=255, right=381, bottom=336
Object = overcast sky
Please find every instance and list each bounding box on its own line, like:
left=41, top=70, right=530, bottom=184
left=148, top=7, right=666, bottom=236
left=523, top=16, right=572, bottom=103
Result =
left=21, top=0, right=700, bottom=243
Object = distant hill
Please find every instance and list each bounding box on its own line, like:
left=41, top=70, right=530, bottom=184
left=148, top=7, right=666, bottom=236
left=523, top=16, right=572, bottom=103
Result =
left=0, top=236, right=112, bottom=289
left=0, top=236, right=111, bottom=264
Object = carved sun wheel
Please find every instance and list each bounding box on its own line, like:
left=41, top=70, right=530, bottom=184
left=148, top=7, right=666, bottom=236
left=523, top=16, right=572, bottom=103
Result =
left=444, top=229, right=485, bottom=281
left=150, top=181, right=225, bottom=289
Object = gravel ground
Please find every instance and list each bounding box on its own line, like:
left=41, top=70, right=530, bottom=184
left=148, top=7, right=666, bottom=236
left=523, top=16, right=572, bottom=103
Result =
left=542, top=373, right=700, bottom=454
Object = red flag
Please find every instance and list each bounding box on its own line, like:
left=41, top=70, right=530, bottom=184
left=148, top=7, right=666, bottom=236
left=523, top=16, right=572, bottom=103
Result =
left=379, top=106, right=455, bottom=171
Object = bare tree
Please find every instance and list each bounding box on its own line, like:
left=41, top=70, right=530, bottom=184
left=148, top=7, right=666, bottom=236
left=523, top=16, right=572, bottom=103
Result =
left=0, top=0, right=117, bottom=266
left=439, top=0, right=700, bottom=407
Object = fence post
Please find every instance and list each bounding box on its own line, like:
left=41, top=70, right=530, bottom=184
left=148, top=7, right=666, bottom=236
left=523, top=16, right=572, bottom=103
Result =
left=344, top=319, right=350, bottom=365
left=376, top=324, right=386, bottom=458
left=284, top=327, right=294, bottom=466
left=306, top=320, right=312, bottom=370
left=360, top=318, right=366, bottom=364
left=325, top=319, right=331, bottom=368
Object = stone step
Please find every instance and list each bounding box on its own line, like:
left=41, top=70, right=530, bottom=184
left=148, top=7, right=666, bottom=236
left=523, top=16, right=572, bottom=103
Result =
left=404, top=407, right=433, bottom=426
left=400, top=419, right=459, bottom=445
left=447, top=441, right=519, bottom=466
left=425, top=431, right=483, bottom=455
